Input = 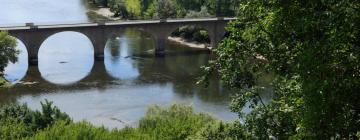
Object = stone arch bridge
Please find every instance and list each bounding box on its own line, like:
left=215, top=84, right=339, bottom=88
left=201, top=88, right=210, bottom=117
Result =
left=0, top=18, right=235, bottom=65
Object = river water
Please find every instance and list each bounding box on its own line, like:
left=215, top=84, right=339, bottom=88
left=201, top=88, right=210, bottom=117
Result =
left=0, top=0, right=270, bottom=129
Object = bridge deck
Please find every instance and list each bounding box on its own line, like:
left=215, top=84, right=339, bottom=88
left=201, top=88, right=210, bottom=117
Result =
left=0, top=18, right=236, bottom=31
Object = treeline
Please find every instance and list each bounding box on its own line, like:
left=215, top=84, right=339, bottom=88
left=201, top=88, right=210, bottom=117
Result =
left=0, top=101, right=245, bottom=140
left=89, top=0, right=240, bottom=44
left=91, top=0, right=239, bottom=19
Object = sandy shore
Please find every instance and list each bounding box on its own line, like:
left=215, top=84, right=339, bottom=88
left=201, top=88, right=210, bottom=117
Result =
left=94, top=8, right=115, bottom=18
left=168, top=37, right=211, bottom=50
left=87, top=4, right=120, bottom=21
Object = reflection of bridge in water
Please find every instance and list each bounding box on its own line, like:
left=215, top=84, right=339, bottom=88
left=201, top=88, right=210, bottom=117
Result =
left=0, top=52, right=229, bottom=104
left=0, top=18, right=235, bottom=65
left=19, top=61, right=115, bottom=91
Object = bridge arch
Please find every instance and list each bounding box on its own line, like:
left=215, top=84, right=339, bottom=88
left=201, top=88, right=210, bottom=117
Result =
left=37, top=31, right=95, bottom=85
left=39, top=31, right=96, bottom=54
left=103, top=28, right=155, bottom=80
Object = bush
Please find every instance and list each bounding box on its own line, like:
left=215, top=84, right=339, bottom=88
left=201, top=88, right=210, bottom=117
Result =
left=1, top=102, right=236, bottom=140
left=0, top=100, right=71, bottom=139
left=171, top=25, right=210, bottom=44
left=137, top=105, right=215, bottom=140
left=185, top=6, right=212, bottom=18
left=193, top=30, right=210, bottom=43
left=0, top=118, right=32, bottom=140
left=25, top=121, right=125, bottom=140
left=25, top=104, right=218, bottom=140
left=188, top=121, right=249, bottom=140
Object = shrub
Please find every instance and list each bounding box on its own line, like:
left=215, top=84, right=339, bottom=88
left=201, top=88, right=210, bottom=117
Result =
left=25, top=104, right=217, bottom=140
left=25, top=121, right=125, bottom=140
left=193, top=30, right=210, bottom=43
left=0, top=118, right=32, bottom=140
left=137, top=105, right=215, bottom=140
left=0, top=100, right=71, bottom=139
left=188, top=121, right=249, bottom=140
left=185, top=6, right=212, bottom=18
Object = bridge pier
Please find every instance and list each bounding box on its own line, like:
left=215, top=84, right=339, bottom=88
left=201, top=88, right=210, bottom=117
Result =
left=208, top=21, right=227, bottom=49
left=155, top=37, right=166, bottom=56
left=27, top=40, right=43, bottom=66
left=29, top=57, right=38, bottom=65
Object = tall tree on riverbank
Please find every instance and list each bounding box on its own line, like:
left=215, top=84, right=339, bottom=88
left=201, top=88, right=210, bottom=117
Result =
left=0, top=31, right=17, bottom=76
left=203, top=0, right=360, bottom=139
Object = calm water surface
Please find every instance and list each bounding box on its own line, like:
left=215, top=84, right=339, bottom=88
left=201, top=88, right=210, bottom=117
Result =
left=0, top=0, right=268, bottom=129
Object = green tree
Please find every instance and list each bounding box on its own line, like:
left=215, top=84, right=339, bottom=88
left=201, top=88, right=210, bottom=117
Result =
left=124, top=0, right=142, bottom=19
left=108, top=0, right=129, bottom=18
left=0, top=31, right=17, bottom=86
left=203, top=0, right=360, bottom=139
left=156, top=0, right=176, bottom=19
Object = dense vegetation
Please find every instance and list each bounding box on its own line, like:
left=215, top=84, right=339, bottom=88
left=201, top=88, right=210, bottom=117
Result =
left=89, top=0, right=240, bottom=45
left=0, top=102, right=245, bottom=140
left=202, top=0, right=360, bottom=139
left=92, top=0, right=239, bottom=19
left=0, top=31, right=17, bottom=87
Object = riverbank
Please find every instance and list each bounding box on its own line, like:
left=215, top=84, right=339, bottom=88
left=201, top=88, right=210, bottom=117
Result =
left=84, top=1, right=211, bottom=50
left=168, top=37, right=211, bottom=50
left=0, top=77, right=10, bottom=88
left=84, top=0, right=119, bottom=21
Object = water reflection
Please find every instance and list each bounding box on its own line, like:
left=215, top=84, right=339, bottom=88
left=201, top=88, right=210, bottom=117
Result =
left=38, top=31, right=94, bottom=85
left=4, top=40, right=28, bottom=83
left=104, top=30, right=148, bottom=80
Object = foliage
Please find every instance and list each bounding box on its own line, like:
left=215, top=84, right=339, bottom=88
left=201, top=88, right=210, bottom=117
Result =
left=108, top=0, right=128, bottom=18
left=0, top=31, right=18, bottom=76
left=25, top=121, right=125, bottom=140
left=0, top=76, right=10, bottom=87
left=124, top=0, right=142, bottom=19
left=155, top=0, right=176, bottom=19
left=204, top=0, right=239, bottom=17
left=0, top=118, right=32, bottom=140
left=234, top=77, right=304, bottom=139
left=171, top=26, right=210, bottom=43
left=185, top=6, right=212, bottom=18
left=135, top=104, right=215, bottom=140
left=203, top=0, right=360, bottom=139
left=94, top=0, right=239, bottom=43
left=1, top=102, right=234, bottom=140
left=188, top=121, right=249, bottom=140
left=26, top=104, right=220, bottom=140
left=101, top=0, right=240, bottom=20
left=0, top=100, right=71, bottom=139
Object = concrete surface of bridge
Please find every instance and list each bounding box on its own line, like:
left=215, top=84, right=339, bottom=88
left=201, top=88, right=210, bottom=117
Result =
left=0, top=18, right=235, bottom=65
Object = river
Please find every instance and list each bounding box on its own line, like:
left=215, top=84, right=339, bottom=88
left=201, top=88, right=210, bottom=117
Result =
left=0, top=0, right=271, bottom=129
